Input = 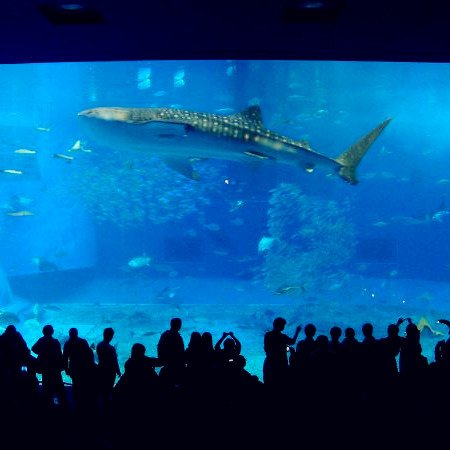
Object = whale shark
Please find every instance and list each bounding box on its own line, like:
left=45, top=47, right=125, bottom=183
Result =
left=78, top=105, right=391, bottom=184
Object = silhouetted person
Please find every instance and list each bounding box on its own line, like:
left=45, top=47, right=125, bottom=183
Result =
left=360, top=322, right=380, bottom=400
left=0, top=325, right=37, bottom=408
left=329, top=326, right=342, bottom=355
left=328, top=325, right=344, bottom=399
left=340, top=327, right=361, bottom=403
left=398, top=319, right=429, bottom=413
left=263, top=317, right=301, bottom=389
left=293, top=323, right=317, bottom=373
left=96, top=327, right=121, bottom=410
left=0, top=324, right=32, bottom=379
left=341, top=327, right=358, bottom=347
left=214, top=331, right=241, bottom=369
left=63, top=327, right=95, bottom=409
left=399, top=319, right=428, bottom=378
left=200, top=331, right=216, bottom=369
left=185, top=331, right=203, bottom=370
left=157, top=318, right=185, bottom=388
left=31, top=324, right=65, bottom=406
left=217, top=353, right=262, bottom=413
left=378, top=320, right=402, bottom=379
left=377, top=320, right=403, bottom=409
left=184, top=331, right=206, bottom=393
left=114, top=343, right=161, bottom=409
left=308, top=335, right=337, bottom=404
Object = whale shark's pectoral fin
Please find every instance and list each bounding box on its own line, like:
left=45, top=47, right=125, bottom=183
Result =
left=163, top=158, right=200, bottom=180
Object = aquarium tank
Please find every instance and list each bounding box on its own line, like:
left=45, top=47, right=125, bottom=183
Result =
left=1, top=59, right=450, bottom=380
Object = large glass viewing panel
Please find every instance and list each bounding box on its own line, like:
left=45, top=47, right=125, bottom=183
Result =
left=1, top=60, right=450, bottom=379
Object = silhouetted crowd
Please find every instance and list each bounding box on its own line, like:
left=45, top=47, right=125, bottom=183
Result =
left=1, top=315, right=450, bottom=449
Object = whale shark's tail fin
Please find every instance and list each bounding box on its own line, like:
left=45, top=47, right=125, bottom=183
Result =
left=335, top=118, right=392, bottom=185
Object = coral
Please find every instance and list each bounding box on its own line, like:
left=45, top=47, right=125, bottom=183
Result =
left=258, top=183, right=356, bottom=295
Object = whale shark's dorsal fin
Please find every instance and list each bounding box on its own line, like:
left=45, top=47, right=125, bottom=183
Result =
left=231, top=106, right=264, bottom=127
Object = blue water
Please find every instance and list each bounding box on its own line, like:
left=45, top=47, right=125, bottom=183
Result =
left=1, top=60, right=450, bottom=380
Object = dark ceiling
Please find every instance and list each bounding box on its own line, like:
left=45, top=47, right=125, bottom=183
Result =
left=3, top=0, right=450, bottom=64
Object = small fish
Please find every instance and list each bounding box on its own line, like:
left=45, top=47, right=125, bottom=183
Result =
left=432, top=210, right=450, bottom=222
left=287, top=94, right=304, bottom=102
left=53, top=153, right=74, bottom=162
left=153, top=90, right=167, bottom=97
left=68, top=140, right=91, bottom=153
left=273, top=285, right=303, bottom=295
left=137, top=67, right=152, bottom=90
left=372, top=221, right=389, bottom=227
left=128, top=255, right=152, bottom=268
left=258, top=236, right=276, bottom=253
left=138, top=80, right=152, bottom=90
left=229, top=199, right=244, bottom=212
left=141, top=331, right=159, bottom=337
left=69, top=140, right=82, bottom=151
left=2, top=169, right=23, bottom=175
left=7, top=210, right=34, bottom=216
left=173, top=69, right=185, bottom=88
left=156, top=286, right=179, bottom=301
left=314, top=109, right=329, bottom=118
left=36, top=127, right=51, bottom=132
left=14, top=149, right=37, bottom=155
left=43, top=305, right=62, bottom=311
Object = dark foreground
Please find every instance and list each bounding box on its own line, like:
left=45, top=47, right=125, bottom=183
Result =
left=2, top=372, right=449, bottom=450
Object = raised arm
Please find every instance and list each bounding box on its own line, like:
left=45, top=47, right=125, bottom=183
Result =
left=228, top=332, right=241, bottom=354
left=214, top=332, right=228, bottom=351
left=286, top=326, right=302, bottom=345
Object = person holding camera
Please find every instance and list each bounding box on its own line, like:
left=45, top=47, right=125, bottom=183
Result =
left=214, top=331, right=242, bottom=369
left=263, top=317, right=301, bottom=389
